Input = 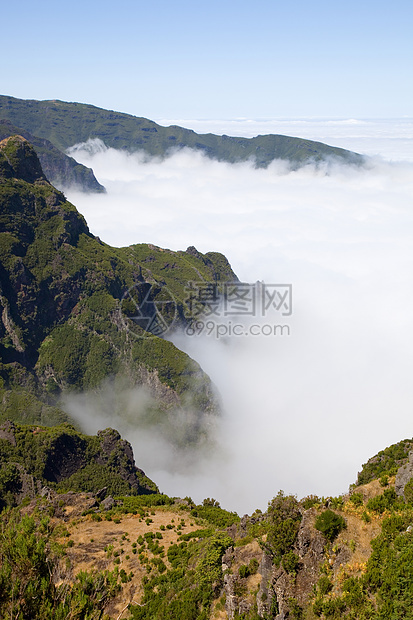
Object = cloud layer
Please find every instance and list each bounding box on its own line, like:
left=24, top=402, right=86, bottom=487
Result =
left=64, top=124, right=413, bottom=513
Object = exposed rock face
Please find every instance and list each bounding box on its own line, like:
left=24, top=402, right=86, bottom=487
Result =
left=96, top=428, right=151, bottom=493
left=219, top=506, right=327, bottom=619
left=294, top=508, right=326, bottom=602
left=395, top=451, right=413, bottom=497
left=43, top=432, right=87, bottom=482
left=0, top=420, right=16, bottom=445
left=257, top=550, right=274, bottom=618
left=222, top=542, right=263, bottom=620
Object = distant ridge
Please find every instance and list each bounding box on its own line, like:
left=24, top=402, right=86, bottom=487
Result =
left=0, top=95, right=364, bottom=170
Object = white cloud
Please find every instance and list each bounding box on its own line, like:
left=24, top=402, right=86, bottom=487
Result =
left=64, top=127, right=413, bottom=514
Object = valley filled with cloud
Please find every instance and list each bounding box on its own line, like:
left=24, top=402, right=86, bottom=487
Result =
left=65, top=121, right=413, bottom=513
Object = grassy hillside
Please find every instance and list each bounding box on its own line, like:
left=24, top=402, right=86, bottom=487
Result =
left=0, top=95, right=364, bottom=169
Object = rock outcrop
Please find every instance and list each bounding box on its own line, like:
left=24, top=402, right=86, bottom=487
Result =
left=395, top=450, right=413, bottom=497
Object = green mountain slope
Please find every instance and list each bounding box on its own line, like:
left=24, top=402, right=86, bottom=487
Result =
left=0, top=134, right=236, bottom=439
left=0, top=119, right=105, bottom=193
left=0, top=95, right=364, bottom=169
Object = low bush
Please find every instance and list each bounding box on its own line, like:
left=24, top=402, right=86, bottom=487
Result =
left=315, top=510, right=346, bottom=542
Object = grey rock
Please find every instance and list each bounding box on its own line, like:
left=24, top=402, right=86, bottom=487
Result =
left=95, top=486, right=108, bottom=501
left=395, top=451, right=413, bottom=497
left=40, top=486, right=53, bottom=500
left=101, top=496, right=115, bottom=510
left=0, top=420, right=17, bottom=446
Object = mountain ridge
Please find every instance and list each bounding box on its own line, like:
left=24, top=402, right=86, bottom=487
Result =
left=0, top=95, right=365, bottom=171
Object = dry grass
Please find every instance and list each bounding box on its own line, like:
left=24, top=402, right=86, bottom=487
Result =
left=53, top=500, right=200, bottom=619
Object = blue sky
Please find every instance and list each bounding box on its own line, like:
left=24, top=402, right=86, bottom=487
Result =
left=2, top=0, right=412, bottom=119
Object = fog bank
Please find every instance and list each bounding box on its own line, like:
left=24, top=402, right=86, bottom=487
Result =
left=64, top=124, right=413, bottom=513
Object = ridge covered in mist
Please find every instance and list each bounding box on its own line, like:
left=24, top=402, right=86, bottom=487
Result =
left=0, top=134, right=235, bottom=446
left=0, top=95, right=364, bottom=184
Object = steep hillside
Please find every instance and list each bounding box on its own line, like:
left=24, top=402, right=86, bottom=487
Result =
left=0, top=119, right=105, bottom=193
left=0, top=135, right=236, bottom=439
left=0, top=420, right=157, bottom=509
left=0, top=95, right=364, bottom=169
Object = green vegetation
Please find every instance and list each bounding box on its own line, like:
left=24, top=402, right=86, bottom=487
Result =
left=239, top=558, right=260, bottom=578
left=0, top=118, right=104, bottom=192
left=313, top=510, right=413, bottom=619
left=349, top=492, right=364, bottom=507
left=357, top=438, right=413, bottom=485
left=366, top=487, right=401, bottom=514
left=129, top=531, right=234, bottom=620
left=3, top=100, right=413, bottom=620
left=0, top=509, right=121, bottom=619
left=263, top=491, right=302, bottom=566
left=314, top=510, right=346, bottom=542
left=189, top=498, right=240, bottom=528
left=0, top=421, right=157, bottom=504
left=281, top=550, right=300, bottom=575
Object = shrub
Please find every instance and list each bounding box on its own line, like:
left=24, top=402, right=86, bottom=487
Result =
left=238, top=558, right=260, bottom=579
left=318, top=575, right=333, bottom=595
left=349, top=492, right=363, bottom=507
left=315, top=510, right=346, bottom=542
left=361, top=511, right=371, bottom=524
left=0, top=510, right=120, bottom=618
left=265, top=491, right=302, bottom=565
left=288, top=597, right=303, bottom=619
left=239, top=564, right=250, bottom=578
left=282, top=551, right=300, bottom=575
left=190, top=503, right=240, bottom=528
left=366, top=487, right=398, bottom=514
left=301, top=495, right=322, bottom=509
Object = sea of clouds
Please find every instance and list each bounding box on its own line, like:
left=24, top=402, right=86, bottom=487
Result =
left=64, top=119, right=413, bottom=514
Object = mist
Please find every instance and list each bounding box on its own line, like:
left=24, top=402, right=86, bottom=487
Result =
left=64, top=123, right=413, bottom=514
